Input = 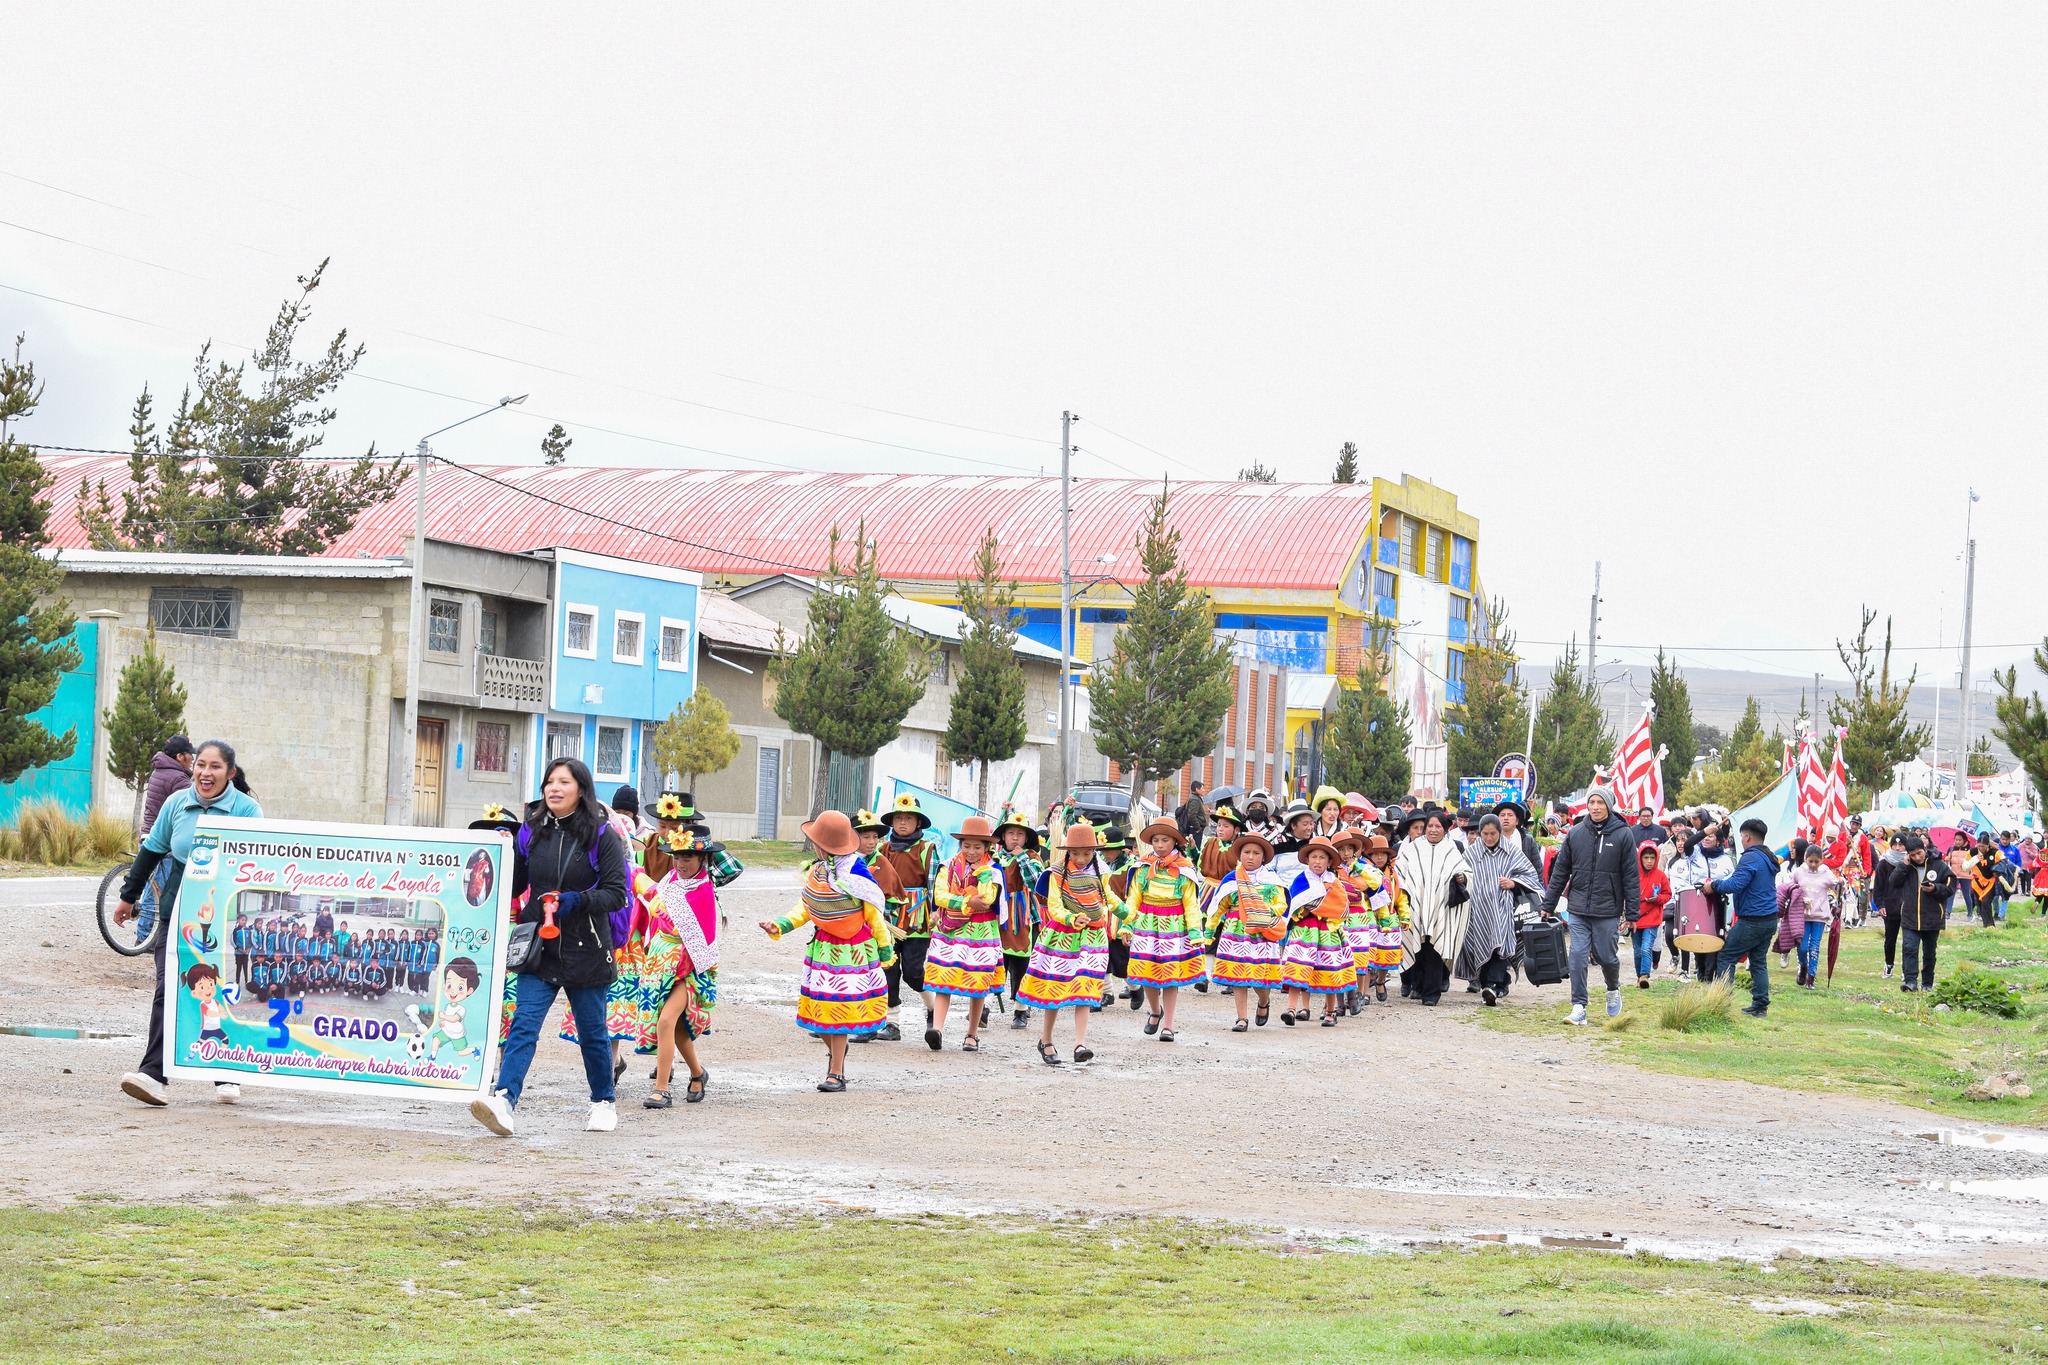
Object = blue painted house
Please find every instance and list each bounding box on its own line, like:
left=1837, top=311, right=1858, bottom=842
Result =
left=530, top=547, right=701, bottom=801
left=0, top=620, right=97, bottom=824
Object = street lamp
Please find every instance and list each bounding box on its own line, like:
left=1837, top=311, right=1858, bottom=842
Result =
left=398, top=394, right=528, bottom=825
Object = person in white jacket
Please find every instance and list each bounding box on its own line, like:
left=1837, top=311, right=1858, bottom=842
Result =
left=1665, top=827, right=1735, bottom=981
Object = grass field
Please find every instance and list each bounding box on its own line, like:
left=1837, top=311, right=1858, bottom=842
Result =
left=1479, top=901, right=2048, bottom=1125
left=3, top=1205, right=2045, bottom=1363
left=721, top=838, right=812, bottom=870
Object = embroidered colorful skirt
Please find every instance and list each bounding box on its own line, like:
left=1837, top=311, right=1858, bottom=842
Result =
left=1344, top=910, right=1375, bottom=976
left=559, top=946, right=642, bottom=1045
left=1282, top=918, right=1357, bottom=994
left=1018, top=921, right=1110, bottom=1010
left=924, top=916, right=1004, bottom=998
left=795, top=924, right=890, bottom=1034
left=1125, top=901, right=1206, bottom=988
left=623, top=905, right=717, bottom=1049
left=1209, top=912, right=1284, bottom=990
left=1368, top=918, right=1405, bottom=973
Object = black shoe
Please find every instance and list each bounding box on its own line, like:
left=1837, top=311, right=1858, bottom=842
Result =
left=876, top=1022, right=902, bottom=1041
left=1128, top=991, right=1145, bottom=1011
left=1194, top=981, right=1209, bottom=994
left=1481, top=988, right=1497, bottom=1006
left=924, top=1027, right=943, bottom=1051
left=1143, top=1011, right=1162, bottom=1036
left=1036, top=1041, right=1063, bottom=1067
left=1073, top=1045, right=1094, bottom=1064
left=1741, top=1002, right=1768, bottom=1017
left=686, top=1071, right=709, bottom=1103
left=851, top=1031, right=873, bottom=1043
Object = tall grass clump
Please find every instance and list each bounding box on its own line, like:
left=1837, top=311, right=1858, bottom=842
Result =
left=0, top=800, right=129, bottom=865
left=1657, top=979, right=1734, bottom=1033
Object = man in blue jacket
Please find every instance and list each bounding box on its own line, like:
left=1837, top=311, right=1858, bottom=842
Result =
left=1706, top=817, right=1782, bottom=1017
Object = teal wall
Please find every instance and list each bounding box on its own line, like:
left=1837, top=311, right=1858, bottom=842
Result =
left=0, top=622, right=97, bottom=825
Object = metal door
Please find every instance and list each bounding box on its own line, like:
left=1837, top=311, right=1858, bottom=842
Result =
left=414, top=719, right=447, bottom=827
left=756, top=746, right=781, bottom=840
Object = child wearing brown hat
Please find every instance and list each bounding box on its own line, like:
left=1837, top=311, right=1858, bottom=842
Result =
left=923, top=815, right=1006, bottom=1052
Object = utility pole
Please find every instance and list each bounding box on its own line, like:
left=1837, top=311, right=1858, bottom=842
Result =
left=1929, top=608, right=1944, bottom=796
left=1057, top=410, right=1076, bottom=800
left=1584, top=561, right=1601, bottom=690
left=1956, top=489, right=1978, bottom=793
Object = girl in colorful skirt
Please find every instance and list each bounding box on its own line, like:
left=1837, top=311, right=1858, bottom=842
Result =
left=1361, top=834, right=1407, bottom=1005
left=1334, top=828, right=1373, bottom=1016
left=635, top=830, right=721, bottom=1108
left=924, top=815, right=1005, bottom=1052
left=991, top=807, right=1046, bottom=1030
left=759, top=810, right=894, bottom=1093
left=1205, top=832, right=1287, bottom=1029
left=1122, top=819, right=1206, bottom=1042
left=1021, top=823, right=1124, bottom=1064
left=1281, top=837, right=1358, bottom=1026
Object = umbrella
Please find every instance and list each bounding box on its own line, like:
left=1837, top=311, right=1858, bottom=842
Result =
left=1825, top=913, right=1842, bottom=986
left=1205, top=785, right=1245, bottom=809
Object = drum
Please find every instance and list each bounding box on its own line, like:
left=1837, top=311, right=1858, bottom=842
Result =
left=1671, top=889, right=1723, bottom=952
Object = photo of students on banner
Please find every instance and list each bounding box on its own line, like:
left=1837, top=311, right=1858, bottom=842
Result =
left=164, top=817, right=512, bottom=1102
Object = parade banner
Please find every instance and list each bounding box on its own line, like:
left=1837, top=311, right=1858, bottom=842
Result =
left=163, top=816, right=512, bottom=1101
left=1457, top=776, right=1524, bottom=808
left=1492, top=752, right=1535, bottom=803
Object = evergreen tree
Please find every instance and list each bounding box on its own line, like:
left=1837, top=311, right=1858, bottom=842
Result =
left=1825, top=607, right=1930, bottom=793
left=770, top=525, right=928, bottom=817
left=1647, top=648, right=1697, bottom=799
left=1966, top=734, right=1999, bottom=778
left=539, top=423, right=573, bottom=467
left=1237, top=462, right=1278, bottom=483
left=1691, top=721, right=1726, bottom=758
left=1530, top=639, right=1612, bottom=800
left=1325, top=662, right=1413, bottom=797
left=944, top=528, right=1027, bottom=812
left=0, top=334, right=81, bottom=785
left=1091, top=483, right=1237, bottom=805
left=1725, top=695, right=1763, bottom=759
left=103, top=626, right=189, bottom=829
left=651, top=689, right=742, bottom=794
left=1991, top=640, right=2048, bottom=805
left=1677, top=718, right=1780, bottom=808
left=1332, top=441, right=1359, bottom=484
left=75, top=260, right=406, bottom=555
left=1446, top=596, right=1528, bottom=785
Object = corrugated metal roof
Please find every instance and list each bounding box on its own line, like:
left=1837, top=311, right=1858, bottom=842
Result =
left=46, top=547, right=412, bottom=579
left=696, top=591, right=785, bottom=653
left=39, top=457, right=1381, bottom=593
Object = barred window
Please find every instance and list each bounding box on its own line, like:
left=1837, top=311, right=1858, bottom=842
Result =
left=428, top=598, right=462, bottom=654
left=594, top=724, right=627, bottom=777
left=150, top=587, right=239, bottom=638
left=473, top=722, right=510, bottom=773
left=479, top=609, right=499, bottom=657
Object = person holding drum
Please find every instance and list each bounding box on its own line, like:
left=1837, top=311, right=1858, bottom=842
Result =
left=1667, top=826, right=1734, bottom=982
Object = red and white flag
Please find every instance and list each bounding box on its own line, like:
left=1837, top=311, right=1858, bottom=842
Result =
left=1821, top=728, right=1850, bottom=834
left=1610, top=706, right=1660, bottom=817
left=1796, top=730, right=1828, bottom=838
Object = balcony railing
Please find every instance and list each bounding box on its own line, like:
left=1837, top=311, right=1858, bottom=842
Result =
left=477, top=654, right=547, bottom=709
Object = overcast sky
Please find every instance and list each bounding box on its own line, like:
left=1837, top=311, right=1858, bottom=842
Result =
left=6, top=5, right=2043, bottom=717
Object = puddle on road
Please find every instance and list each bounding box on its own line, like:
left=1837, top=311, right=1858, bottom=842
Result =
left=1910, top=1128, right=2048, bottom=1154
left=1916, top=1176, right=2048, bottom=1203
left=0, top=1024, right=134, bottom=1040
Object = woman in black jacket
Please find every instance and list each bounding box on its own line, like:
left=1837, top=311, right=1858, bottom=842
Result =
left=471, top=757, right=630, bottom=1138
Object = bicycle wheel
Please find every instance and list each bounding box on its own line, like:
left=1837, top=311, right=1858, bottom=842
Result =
left=96, top=860, right=159, bottom=957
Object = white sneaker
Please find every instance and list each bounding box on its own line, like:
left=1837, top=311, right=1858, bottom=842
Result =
left=470, top=1090, right=516, bottom=1136
left=214, top=1083, right=241, bottom=1104
left=586, top=1099, right=618, bottom=1133
left=1566, top=1004, right=1587, bottom=1026
left=1678, top=970, right=1691, bottom=983
left=120, top=1072, right=168, bottom=1106
left=1606, top=990, right=1623, bottom=1018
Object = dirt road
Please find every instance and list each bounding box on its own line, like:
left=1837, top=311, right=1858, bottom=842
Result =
left=4, top=871, right=2043, bottom=1272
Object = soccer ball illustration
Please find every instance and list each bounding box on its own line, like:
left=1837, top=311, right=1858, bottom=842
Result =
left=405, top=1029, right=428, bottom=1061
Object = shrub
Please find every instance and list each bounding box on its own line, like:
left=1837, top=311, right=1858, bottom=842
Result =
left=1929, top=967, right=2024, bottom=1019
left=0, top=800, right=129, bottom=865
left=1658, top=980, right=1735, bottom=1032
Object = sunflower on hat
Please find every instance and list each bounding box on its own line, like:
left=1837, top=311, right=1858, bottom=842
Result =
left=887, top=793, right=933, bottom=831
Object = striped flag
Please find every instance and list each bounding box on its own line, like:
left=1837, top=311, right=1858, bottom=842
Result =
left=1822, top=728, right=1850, bottom=834
left=1796, top=731, right=1828, bottom=838
left=1610, top=706, right=1660, bottom=817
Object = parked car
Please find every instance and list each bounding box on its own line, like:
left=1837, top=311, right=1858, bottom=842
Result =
left=1067, top=781, right=1160, bottom=832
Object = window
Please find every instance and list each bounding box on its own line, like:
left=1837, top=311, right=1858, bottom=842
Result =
left=563, top=604, right=597, bottom=658
left=473, top=721, right=510, bottom=773
left=932, top=648, right=950, bottom=686
left=544, top=720, right=581, bottom=764
left=150, top=586, right=239, bottom=638
left=427, top=598, right=462, bottom=654
left=1426, top=526, right=1445, bottom=581
left=594, top=723, right=627, bottom=777
left=1398, top=516, right=1420, bottom=573
left=479, top=609, right=499, bottom=657
left=658, top=617, right=691, bottom=672
left=613, top=610, right=645, bottom=665
left=1449, top=536, right=1474, bottom=591
left=1372, top=569, right=1397, bottom=600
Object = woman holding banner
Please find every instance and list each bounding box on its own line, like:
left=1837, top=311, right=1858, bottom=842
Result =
left=117, top=739, right=263, bottom=1109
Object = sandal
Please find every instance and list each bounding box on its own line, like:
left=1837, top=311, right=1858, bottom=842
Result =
left=817, top=1072, right=847, bottom=1093
left=643, top=1088, right=672, bottom=1109
left=1157, top=1027, right=1176, bottom=1043
left=1255, top=1003, right=1271, bottom=1027
left=961, top=1036, right=980, bottom=1053
left=1321, top=1013, right=1338, bottom=1027
left=1036, top=1041, right=1063, bottom=1067
left=1231, top=1019, right=1248, bottom=1032
left=1280, top=1009, right=1297, bottom=1026
left=1143, top=1011, right=1162, bottom=1036
left=1073, top=1044, right=1094, bottom=1063
left=686, top=1071, right=709, bottom=1103
left=1128, top=991, right=1145, bottom=1011
left=1375, top=985, right=1388, bottom=1004
left=613, top=1057, right=628, bottom=1081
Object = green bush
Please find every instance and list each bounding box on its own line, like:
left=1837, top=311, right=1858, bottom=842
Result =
left=1930, top=966, right=2024, bottom=1019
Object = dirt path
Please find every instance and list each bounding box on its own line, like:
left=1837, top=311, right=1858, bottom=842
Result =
left=4, top=872, right=2043, bottom=1272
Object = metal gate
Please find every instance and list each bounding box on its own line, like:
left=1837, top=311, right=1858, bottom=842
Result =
left=756, top=746, right=780, bottom=840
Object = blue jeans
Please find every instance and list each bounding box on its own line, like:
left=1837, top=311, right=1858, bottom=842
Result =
left=495, top=971, right=616, bottom=1108
left=1798, top=920, right=1825, bottom=980
left=1717, top=913, right=1778, bottom=1008
left=134, top=862, right=170, bottom=942
left=1632, top=927, right=1659, bottom=979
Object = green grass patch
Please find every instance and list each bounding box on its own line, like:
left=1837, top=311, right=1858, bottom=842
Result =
left=720, top=838, right=813, bottom=869
left=1479, top=910, right=2048, bottom=1125
left=2, top=1204, right=2045, bottom=1362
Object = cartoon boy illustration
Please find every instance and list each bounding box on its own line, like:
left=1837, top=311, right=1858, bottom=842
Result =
left=406, top=957, right=481, bottom=1060
left=183, top=963, right=240, bottom=1044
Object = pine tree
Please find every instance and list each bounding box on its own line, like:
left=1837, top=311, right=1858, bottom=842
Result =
left=103, top=626, right=189, bottom=829
left=0, top=334, right=81, bottom=785
left=540, top=423, right=573, bottom=466
left=1647, top=648, right=1697, bottom=799
left=944, top=528, right=1027, bottom=812
left=1332, top=441, right=1359, bottom=484
left=1826, top=607, right=1930, bottom=793
left=651, top=689, right=743, bottom=795
left=1991, top=640, right=2048, bottom=804
left=1966, top=734, right=1998, bottom=778
left=1325, top=662, right=1413, bottom=797
left=1091, top=483, right=1237, bottom=805
left=1725, top=695, right=1763, bottom=759
left=770, top=525, right=929, bottom=817
left=1530, top=639, right=1612, bottom=800
left=1446, top=596, right=1528, bottom=785
left=1237, top=462, right=1278, bottom=483
left=75, top=260, right=407, bottom=555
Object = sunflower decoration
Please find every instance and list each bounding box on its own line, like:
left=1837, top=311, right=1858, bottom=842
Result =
left=655, top=794, right=687, bottom=821
left=481, top=803, right=509, bottom=823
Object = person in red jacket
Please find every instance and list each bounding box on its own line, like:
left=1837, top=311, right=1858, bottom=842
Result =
left=1628, top=842, right=1670, bottom=988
